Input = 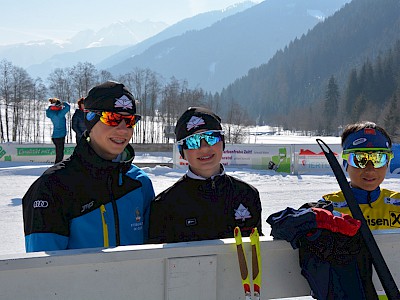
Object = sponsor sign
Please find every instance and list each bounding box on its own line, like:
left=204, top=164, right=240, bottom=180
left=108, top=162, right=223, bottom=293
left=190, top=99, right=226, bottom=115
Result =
left=174, top=144, right=292, bottom=173
left=295, top=144, right=343, bottom=174
left=0, top=143, right=75, bottom=162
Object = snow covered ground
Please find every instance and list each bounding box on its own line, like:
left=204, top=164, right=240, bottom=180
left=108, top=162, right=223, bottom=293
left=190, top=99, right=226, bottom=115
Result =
left=1, top=129, right=398, bottom=256
left=1, top=132, right=398, bottom=300
left=1, top=148, right=399, bottom=256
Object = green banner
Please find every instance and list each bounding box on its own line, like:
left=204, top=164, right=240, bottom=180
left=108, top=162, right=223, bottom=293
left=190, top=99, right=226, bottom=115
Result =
left=0, top=146, right=6, bottom=159
left=16, top=147, right=75, bottom=156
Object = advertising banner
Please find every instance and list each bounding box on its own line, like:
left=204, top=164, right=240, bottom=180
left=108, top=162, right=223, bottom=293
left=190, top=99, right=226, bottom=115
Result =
left=294, top=144, right=343, bottom=174
left=0, top=143, right=75, bottom=163
left=390, top=144, right=400, bottom=174
left=174, top=144, right=292, bottom=173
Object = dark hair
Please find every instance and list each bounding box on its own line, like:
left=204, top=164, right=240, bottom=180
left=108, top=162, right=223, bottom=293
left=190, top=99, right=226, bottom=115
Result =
left=341, top=121, right=392, bottom=148
left=77, top=97, right=84, bottom=108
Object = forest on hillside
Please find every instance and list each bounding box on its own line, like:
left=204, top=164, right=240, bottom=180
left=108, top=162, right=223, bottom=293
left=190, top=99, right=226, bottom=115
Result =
left=263, top=39, right=400, bottom=139
left=215, top=0, right=400, bottom=140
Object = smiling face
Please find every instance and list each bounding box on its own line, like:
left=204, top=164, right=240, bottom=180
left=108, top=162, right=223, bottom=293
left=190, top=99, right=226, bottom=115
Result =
left=183, top=130, right=223, bottom=178
left=88, top=113, right=133, bottom=160
left=347, top=161, right=387, bottom=191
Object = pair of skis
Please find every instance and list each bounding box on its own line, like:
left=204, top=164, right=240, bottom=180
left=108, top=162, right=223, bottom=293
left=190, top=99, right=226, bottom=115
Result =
left=234, top=227, right=261, bottom=300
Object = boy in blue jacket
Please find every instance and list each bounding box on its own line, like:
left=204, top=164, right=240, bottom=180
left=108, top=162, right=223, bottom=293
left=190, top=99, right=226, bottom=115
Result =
left=23, top=81, right=155, bottom=252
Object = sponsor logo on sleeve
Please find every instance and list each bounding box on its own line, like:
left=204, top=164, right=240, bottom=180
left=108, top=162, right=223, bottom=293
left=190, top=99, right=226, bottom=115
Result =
left=81, top=201, right=94, bottom=213
left=33, top=200, right=48, bottom=208
left=185, top=218, right=197, bottom=226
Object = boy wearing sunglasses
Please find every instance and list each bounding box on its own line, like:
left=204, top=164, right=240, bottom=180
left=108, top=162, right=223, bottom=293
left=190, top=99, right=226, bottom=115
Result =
left=23, top=81, right=155, bottom=252
left=322, top=121, right=400, bottom=232
left=148, top=107, right=262, bottom=243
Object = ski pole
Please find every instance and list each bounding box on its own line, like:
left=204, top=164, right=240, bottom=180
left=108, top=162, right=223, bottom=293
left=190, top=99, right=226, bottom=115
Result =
left=316, top=139, right=400, bottom=300
left=234, top=226, right=252, bottom=300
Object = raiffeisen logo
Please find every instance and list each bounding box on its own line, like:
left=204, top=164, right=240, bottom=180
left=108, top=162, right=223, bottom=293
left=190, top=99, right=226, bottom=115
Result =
left=366, top=212, right=400, bottom=228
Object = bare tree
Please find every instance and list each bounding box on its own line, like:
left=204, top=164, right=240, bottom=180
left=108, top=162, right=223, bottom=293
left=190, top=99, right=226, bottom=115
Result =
left=71, top=62, right=99, bottom=100
left=0, top=60, right=13, bottom=142
left=99, top=70, right=114, bottom=83
left=224, top=100, right=249, bottom=144
left=48, top=68, right=73, bottom=100
left=147, top=71, right=162, bottom=143
left=160, top=77, right=181, bottom=142
left=11, top=66, right=32, bottom=142
left=28, top=78, right=47, bottom=143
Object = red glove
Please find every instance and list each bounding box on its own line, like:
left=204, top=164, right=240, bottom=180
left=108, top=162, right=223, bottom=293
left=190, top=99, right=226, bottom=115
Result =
left=313, top=208, right=361, bottom=236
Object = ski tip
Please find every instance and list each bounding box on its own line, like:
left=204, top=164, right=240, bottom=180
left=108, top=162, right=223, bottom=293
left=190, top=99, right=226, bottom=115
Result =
left=234, top=226, right=240, bottom=236
left=316, top=138, right=331, bottom=153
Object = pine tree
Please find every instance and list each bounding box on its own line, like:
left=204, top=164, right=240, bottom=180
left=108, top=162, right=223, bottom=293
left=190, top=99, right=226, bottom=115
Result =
left=384, top=94, right=400, bottom=140
left=324, top=76, right=340, bottom=135
left=344, top=69, right=360, bottom=122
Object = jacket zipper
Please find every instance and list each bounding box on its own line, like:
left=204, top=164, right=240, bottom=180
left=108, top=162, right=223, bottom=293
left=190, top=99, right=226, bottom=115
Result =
left=100, top=204, right=109, bottom=247
left=108, top=176, right=121, bottom=246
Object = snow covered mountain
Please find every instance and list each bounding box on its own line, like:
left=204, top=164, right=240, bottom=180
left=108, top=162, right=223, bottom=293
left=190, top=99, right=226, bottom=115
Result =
left=0, top=19, right=168, bottom=69
left=96, top=1, right=257, bottom=69
left=1, top=2, right=256, bottom=80
left=107, top=0, right=351, bottom=92
left=0, top=0, right=349, bottom=91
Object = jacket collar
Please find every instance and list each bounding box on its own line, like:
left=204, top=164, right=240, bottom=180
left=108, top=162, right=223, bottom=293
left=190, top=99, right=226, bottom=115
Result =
left=186, top=164, right=226, bottom=180
left=70, top=132, right=135, bottom=179
left=350, top=185, right=381, bottom=204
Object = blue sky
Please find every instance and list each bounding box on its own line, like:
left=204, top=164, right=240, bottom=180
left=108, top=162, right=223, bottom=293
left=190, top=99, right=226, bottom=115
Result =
left=0, top=0, right=261, bottom=45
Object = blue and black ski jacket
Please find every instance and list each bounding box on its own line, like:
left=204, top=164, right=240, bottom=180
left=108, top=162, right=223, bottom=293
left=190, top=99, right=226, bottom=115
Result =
left=23, top=134, right=155, bottom=252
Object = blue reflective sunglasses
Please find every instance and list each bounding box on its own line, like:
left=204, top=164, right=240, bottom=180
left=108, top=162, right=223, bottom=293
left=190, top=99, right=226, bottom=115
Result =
left=177, top=130, right=224, bottom=150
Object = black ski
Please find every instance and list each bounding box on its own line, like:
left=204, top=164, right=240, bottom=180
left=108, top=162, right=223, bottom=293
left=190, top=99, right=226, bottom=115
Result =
left=316, top=139, right=400, bottom=300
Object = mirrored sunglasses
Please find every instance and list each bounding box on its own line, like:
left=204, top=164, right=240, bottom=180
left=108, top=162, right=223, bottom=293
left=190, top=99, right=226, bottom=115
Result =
left=177, top=130, right=224, bottom=150
left=342, top=150, right=393, bottom=169
left=94, top=111, right=141, bottom=128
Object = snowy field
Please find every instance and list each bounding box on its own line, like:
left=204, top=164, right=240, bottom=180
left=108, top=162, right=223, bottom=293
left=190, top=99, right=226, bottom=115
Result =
left=1, top=134, right=399, bottom=300
left=1, top=146, right=399, bottom=256
left=1, top=129, right=399, bottom=256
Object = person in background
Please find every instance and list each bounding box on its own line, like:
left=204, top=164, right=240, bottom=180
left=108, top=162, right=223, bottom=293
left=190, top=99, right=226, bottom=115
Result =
left=148, top=107, right=262, bottom=243
left=23, top=81, right=155, bottom=252
left=72, top=97, right=86, bottom=143
left=46, top=98, right=70, bottom=164
left=322, top=121, right=400, bottom=232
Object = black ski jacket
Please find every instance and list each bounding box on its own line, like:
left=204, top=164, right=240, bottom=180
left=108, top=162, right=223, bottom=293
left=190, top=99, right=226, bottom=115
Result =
left=23, top=133, right=155, bottom=252
left=148, top=169, right=262, bottom=243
